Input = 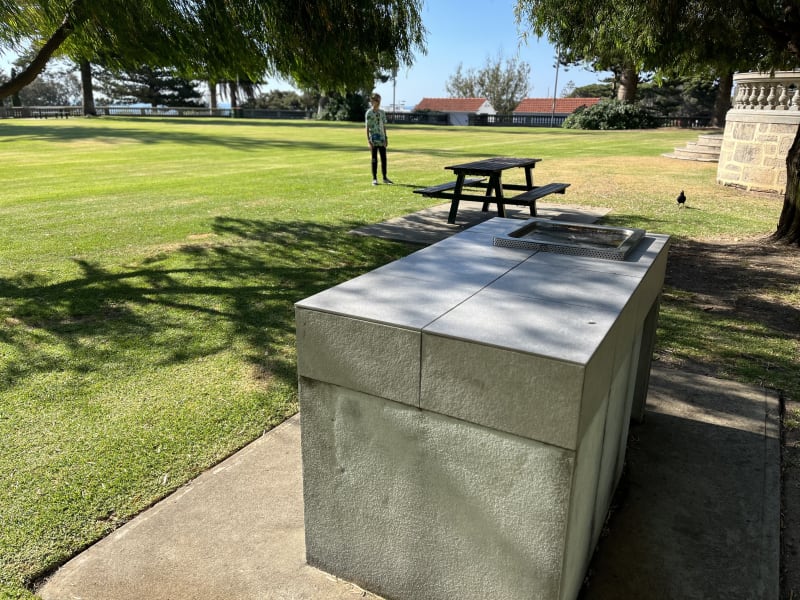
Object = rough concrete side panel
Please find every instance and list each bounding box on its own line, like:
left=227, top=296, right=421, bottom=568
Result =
left=592, top=348, right=635, bottom=544
left=579, top=334, right=614, bottom=443
left=300, top=378, right=576, bottom=600
left=560, top=396, right=608, bottom=600
left=296, top=308, right=421, bottom=407
left=419, top=333, right=585, bottom=449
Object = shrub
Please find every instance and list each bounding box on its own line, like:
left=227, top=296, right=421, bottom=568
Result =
left=319, top=92, right=369, bottom=122
left=562, top=99, right=659, bottom=130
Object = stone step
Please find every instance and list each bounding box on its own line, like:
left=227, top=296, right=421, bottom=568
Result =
left=662, top=149, right=720, bottom=162
left=663, top=133, right=722, bottom=162
left=683, top=141, right=722, bottom=156
left=697, top=134, right=724, bottom=148
left=685, top=140, right=721, bottom=152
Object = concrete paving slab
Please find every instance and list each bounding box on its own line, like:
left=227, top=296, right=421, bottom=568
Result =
left=38, top=417, right=381, bottom=600
left=37, top=370, right=779, bottom=600
left=349, top=202, right=610, bottom=245
left=582, top=367, right=780, bottom=600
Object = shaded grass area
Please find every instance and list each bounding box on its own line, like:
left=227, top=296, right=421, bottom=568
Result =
left=0, top=118, right=795, bottom=598
left=1, top=220, right=409, bottom=598
left=657, top=238, right=799, bottom=395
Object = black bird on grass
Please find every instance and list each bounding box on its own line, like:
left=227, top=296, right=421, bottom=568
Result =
left=676, top=190, right=686, bottom=208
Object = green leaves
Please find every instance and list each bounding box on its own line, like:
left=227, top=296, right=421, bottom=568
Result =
left=1, top=0, right=427, bottom=99
left=515, top=0, right=800, bottom=84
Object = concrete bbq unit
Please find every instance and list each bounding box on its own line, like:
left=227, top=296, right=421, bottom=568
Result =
left=295, top=217, right=671, bottom=600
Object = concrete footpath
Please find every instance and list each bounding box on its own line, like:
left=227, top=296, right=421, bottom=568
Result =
left=38, top=365, right=780, bottom=600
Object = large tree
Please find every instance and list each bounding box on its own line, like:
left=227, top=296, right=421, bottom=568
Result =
left=0, top=0, right=426, bottom=103
left=516, top=1, right=648, bottom=101
left=95, top=65, right=205, bottom=107
left=445, top=52, right=531, bottom=114
left=516, top=0, right=800, bottom=244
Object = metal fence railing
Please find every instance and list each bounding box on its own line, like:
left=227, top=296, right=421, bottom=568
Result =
left=388, top=112, right=449, bottom=125
left=0, top=105, right=312, bottom=119
left=1, top=105, right=714, bottom=128
left=0, top=106, right=83, bottom=118
left=468, top=114, right=568, bottom=127
left=652, top=115, right=713, bottom=128
left=469, top=113, right=712, bottom=128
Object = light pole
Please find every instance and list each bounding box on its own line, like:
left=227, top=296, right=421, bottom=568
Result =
left=550, top=46, right=560, bottom=128
left=392, top=67, right=397, bottom=122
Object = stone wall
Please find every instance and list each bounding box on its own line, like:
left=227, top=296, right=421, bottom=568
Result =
left=716, top=71, right=800, bottom=194
left=717, top=112, right=798, bottom=193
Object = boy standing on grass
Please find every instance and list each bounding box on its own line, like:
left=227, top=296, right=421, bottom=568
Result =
left=366, top=93, right=393, bottom=186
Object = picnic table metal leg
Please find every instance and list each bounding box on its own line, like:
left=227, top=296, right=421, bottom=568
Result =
left=524, top=166, right=534, bottom=189
left=447, top=174, right=466, bottom=224
left=481, top=184, right=493, bottom=213
left=491, top=174, right=506, bottom=218
left=524, top=167, right=536, bottom=216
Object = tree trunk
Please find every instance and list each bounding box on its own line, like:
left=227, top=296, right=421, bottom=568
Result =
left=228, top=81, right=238, bottom=108
left=712, top=71, right=733, bottom=128
left=10, top=69, right=21, bottom=107
left=774, top=125, right=800, bottom=244
left=317, top=93, right=330, bottom=118
left=80, top=60, right=96, bottom=116
left=209, top=81, right=218, bottom=109
left=616, top=67, right=638, bottom=102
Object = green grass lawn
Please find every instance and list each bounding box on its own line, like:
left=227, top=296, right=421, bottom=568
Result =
left=0, top=117, right=793, bottom=599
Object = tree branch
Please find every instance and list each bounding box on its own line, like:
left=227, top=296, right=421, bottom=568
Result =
left=0, top=11, right=76, bottom=100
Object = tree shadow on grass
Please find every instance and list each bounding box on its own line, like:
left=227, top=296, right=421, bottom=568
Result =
left=0, top=119, right=549, bottom=161
left=0, top=119, right=368, bottom=153
left=569, top=210, right=799, bottom=397
left=658, top=237, right=800, bottom=396
left=0, top=218, right=414, bottom=396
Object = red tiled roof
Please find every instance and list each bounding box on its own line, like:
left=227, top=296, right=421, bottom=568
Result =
left=514, top=97, right=602, bottom=114
left=414, top=97, right=490, bottom=112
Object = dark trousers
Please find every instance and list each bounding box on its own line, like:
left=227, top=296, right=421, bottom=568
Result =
left=371, top=145, right=387, bottom=178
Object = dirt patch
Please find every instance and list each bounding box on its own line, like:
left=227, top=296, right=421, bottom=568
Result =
left=662, top=235, right=800, bottom=598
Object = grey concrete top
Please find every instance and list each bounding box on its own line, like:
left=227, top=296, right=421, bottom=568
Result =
left=296, top=217, right=670, bottom=366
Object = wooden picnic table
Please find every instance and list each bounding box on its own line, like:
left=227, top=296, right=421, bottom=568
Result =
left=414, top=157, right=570, bottom=224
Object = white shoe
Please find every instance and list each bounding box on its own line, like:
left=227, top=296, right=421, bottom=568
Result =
left=372, top=179, right=378, bottom=186
left=383, top=177, right=394, bottom=185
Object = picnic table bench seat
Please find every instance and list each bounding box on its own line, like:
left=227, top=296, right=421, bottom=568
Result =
left=413, top=177, right=486, bottom=196
left=507, top=182, right=570, bottom=205
left=503, top=182, right=570, bottom=217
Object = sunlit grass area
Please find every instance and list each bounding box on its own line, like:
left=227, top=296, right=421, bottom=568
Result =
left=0, top=118, right=794, bottom=599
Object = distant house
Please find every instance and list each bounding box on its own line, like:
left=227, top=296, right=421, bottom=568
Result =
left=414, top=97, right=496, bottom=126
left=514, top=97, right=602, bottom=118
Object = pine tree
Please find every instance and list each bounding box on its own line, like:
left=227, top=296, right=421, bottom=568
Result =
left=96, top=66, right=204, bottom=107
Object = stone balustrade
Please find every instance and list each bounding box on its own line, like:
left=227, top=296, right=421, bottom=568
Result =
left=718, top=71, right=800, bottom=194
left=732, top=72, right=800, bottom=111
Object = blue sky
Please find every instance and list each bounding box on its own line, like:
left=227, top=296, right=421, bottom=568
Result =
left=371, top=0, right=611, bottom=109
